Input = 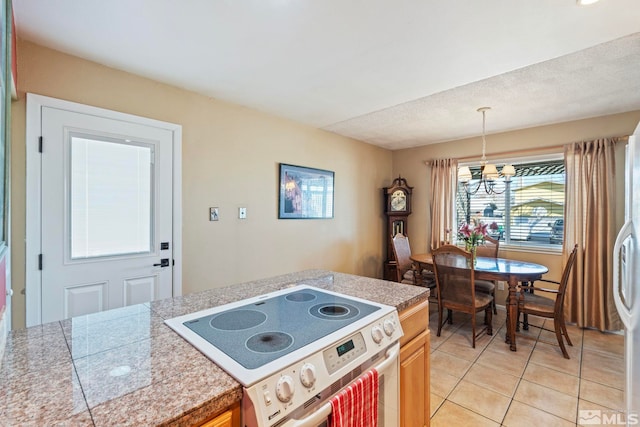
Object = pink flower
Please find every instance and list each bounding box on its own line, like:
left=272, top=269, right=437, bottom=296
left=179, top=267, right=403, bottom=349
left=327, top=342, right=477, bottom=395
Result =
left=474, top=223, right=488, bottom=236
left=459, top=223, right=472, bottom=238
left=458, top=221, right=490, bottom=247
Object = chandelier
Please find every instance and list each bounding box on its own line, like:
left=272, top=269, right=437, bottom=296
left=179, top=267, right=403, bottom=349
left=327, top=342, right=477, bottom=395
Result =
left=458, top=107, right=515, bottom=195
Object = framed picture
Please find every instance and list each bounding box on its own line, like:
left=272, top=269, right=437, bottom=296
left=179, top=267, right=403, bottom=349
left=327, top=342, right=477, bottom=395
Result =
left=279, top=163, right=334, bottom=219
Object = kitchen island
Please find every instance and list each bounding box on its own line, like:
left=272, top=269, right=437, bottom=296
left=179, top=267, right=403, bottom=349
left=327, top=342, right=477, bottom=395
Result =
left=0, top=270, right=429, bottom=426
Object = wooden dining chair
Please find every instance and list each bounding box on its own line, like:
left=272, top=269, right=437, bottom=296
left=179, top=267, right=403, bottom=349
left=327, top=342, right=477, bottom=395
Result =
left=474, top=235, right=499, bottom=314
left=391, top=233, right=436, bottom=288
left=432, top=244, right=493, bottom=348
left=516, top=244, right=578, bottom=359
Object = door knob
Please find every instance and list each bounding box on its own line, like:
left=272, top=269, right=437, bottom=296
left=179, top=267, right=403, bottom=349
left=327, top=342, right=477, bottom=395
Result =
left=153, top=259, right=170, bottom=267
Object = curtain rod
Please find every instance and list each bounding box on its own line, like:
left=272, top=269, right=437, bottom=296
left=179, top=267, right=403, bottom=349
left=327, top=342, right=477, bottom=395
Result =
left=424, top=135, right=629, bottom=164
left=455, top=144, right=565, bottom=162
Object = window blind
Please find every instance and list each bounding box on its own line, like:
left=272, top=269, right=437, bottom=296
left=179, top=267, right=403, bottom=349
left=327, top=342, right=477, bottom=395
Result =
left=456, top=159, right=565, bottom=247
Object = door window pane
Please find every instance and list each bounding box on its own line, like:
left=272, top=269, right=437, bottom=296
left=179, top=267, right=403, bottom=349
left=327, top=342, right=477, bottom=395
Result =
left=70, top=135, right=153, bottom=259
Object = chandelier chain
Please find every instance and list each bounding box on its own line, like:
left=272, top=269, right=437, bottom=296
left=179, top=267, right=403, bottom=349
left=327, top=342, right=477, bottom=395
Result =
left=458, top=106, right=515, bottom=195
left=480, top=107, right=488, bottom=165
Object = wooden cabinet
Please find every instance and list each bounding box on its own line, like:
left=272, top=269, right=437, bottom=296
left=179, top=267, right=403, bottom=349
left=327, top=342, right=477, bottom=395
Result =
left=399, top=300, right=430, bottom=427
left=198, top=403, right=240, bottom=427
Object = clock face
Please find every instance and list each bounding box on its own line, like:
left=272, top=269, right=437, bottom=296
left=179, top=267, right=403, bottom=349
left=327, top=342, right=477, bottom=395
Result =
left=390, top=190, right=407, bottom=211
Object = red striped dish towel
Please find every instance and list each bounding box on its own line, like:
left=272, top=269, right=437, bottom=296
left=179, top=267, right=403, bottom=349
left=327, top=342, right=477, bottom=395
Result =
left=329, top=368, right=379, bottom=427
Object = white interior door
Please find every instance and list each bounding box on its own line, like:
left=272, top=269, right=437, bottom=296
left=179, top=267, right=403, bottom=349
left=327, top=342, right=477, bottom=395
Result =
left=38, top=105, right=174, bottom=323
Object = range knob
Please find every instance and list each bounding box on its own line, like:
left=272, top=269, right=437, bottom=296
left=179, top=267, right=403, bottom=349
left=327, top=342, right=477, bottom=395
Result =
left=276, top=375, right=295, bottom=402
left=383, top=319, right=396, bottom=336
left=300, top=363, right=317, bottom=388
left=371, top=326, right=384, bottom=344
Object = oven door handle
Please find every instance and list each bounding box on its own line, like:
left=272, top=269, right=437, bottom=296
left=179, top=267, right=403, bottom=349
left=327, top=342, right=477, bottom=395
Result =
left=286, top=344, right=399, bottom=427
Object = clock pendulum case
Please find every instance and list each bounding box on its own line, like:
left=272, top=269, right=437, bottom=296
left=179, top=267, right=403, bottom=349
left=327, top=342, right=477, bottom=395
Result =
left=383, top=176, right=413, bottom=281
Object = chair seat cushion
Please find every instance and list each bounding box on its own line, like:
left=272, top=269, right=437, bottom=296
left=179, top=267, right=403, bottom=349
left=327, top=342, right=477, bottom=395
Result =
left=421, top=270, right=436, bottom=287
left=402, top=269, right=436, bottom=287
left=402, top=270, right=416, bottom=281
left=519, top=292, right=555, bottom=315
left=441, top=279, right=493, bottom=308
left=474, top=280, right=495, bottom=293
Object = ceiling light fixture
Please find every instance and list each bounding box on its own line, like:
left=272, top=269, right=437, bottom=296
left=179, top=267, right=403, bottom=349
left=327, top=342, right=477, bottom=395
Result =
left=576, top=0, right=600, bottom=5
left=458, top=107, right=515, bottom=195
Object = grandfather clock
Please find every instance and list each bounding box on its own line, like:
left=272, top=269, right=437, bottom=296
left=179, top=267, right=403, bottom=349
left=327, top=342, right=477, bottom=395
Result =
left=383, top=176, right=413, bottom=281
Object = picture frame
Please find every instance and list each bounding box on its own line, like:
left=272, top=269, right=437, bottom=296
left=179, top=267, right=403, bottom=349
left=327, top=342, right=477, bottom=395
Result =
left=279, top=163, right=334, bottom=219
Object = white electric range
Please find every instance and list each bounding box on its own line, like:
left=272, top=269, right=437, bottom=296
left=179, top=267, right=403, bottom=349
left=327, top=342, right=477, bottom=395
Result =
left=165, top=284, right=403, bottom=427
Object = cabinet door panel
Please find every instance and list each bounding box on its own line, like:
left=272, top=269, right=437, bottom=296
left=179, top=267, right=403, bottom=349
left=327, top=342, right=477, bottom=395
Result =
left=400, top=329, right=430, bottom=427
left=198, top=403, right=240, bottom=427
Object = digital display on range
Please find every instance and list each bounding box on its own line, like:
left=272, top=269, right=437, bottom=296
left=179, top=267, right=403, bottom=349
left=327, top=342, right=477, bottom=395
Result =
left=336, top=339, right=355, bottom=357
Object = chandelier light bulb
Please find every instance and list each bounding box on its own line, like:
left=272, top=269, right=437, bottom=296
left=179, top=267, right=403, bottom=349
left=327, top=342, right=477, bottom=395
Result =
left=501, top=164, right=516, bottom=180
left=482, top=164, right=499, bottom=180
left=459, top=166, right=472, bottom=183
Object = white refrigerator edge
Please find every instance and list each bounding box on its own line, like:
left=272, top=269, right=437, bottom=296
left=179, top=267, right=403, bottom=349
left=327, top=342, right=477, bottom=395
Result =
left=613, top=120, right=640, bottom=423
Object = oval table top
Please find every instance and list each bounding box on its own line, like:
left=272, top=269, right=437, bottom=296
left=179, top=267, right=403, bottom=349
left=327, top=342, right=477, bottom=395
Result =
left=410, top=253, right=549, bottom=280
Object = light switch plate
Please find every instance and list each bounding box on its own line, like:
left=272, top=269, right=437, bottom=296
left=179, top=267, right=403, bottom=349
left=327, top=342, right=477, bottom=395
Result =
left=239, top=207, right=247, bottom=219
left=210, top=207, right=219, bottom=221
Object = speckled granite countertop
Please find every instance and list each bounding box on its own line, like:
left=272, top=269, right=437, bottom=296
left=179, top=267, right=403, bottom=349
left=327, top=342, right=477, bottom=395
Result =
left=0, top=270, right=428, bottom=426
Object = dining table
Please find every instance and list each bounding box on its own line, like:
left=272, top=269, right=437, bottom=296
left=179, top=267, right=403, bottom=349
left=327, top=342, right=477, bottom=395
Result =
left=410, top=252, right=549, bottom=352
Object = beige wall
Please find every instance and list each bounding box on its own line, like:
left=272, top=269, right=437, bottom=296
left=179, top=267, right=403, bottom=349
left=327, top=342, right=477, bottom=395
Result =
left=10, top=40, right=640, bottom=329
left=10, top=41, right=393, bottom=329
left=392, top=111, right=640, bottom=302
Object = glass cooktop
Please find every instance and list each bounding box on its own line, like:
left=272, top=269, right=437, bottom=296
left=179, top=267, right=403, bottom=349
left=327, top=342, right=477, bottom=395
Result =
left=181, top=286, right=380, bottom=369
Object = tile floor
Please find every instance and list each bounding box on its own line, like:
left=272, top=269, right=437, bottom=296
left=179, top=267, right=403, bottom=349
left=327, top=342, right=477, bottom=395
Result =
left=428, top=305, right=625, bottom=427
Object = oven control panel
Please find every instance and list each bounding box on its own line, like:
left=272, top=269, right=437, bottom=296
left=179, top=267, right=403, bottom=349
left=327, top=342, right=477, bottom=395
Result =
left=243, top=310, right=403, bottom=427
left=322, top=332, right=367, bottom=374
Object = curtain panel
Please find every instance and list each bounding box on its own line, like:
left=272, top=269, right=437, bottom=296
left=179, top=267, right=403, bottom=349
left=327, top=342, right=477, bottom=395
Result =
left=564, top=138, right=622, bottom=331
left=429, top=158, right=458, bottom=251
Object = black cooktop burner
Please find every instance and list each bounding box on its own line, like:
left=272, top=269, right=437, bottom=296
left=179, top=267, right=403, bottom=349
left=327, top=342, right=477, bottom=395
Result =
left=246, top=331, right=294, bottom=353
left=285, top=291, right=316, bottom=302
left=182, top=287, right=379, bottom=369
left=310, top=303, right=359, bottom=320
left=210, top=310, right=267, bottom=331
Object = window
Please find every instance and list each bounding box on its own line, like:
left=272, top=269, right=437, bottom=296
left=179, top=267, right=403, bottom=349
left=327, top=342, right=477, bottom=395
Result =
left=70, top=135, right=153, bottom=259
left=456, top=157, right=565, bottom=249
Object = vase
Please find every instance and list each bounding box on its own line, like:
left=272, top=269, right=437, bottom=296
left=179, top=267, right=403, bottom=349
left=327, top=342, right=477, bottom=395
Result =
left=465, top=243, right=477, bottom=266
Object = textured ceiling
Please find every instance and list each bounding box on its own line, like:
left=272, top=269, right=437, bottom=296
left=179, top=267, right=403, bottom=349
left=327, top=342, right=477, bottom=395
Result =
left=326, top=33, right=640, bottom=149
left=12, top=0, right=640, bottom=150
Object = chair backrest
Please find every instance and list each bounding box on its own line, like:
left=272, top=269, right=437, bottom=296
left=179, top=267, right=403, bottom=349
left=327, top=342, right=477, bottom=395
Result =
left=392, top=233, right=413, bottom=283
left=555, top=244, right=579, bottom=312
left=431, top=244, right=476, bottom=305
left=476, top=235, right=499, bottom=258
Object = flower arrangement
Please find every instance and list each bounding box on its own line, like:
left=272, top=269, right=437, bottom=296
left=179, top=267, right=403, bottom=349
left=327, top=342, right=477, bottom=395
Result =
left=458, top=220, right=500, bottom=252
left=458, top=222, right=488, bottom=251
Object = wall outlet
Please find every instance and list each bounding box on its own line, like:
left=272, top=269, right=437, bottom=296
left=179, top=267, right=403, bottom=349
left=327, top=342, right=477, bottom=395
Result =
left=239, top=207, right=247, bottom=219
left=498, top=281, right=505, bottom=291
left=209, top=207, right=219, bottom=221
